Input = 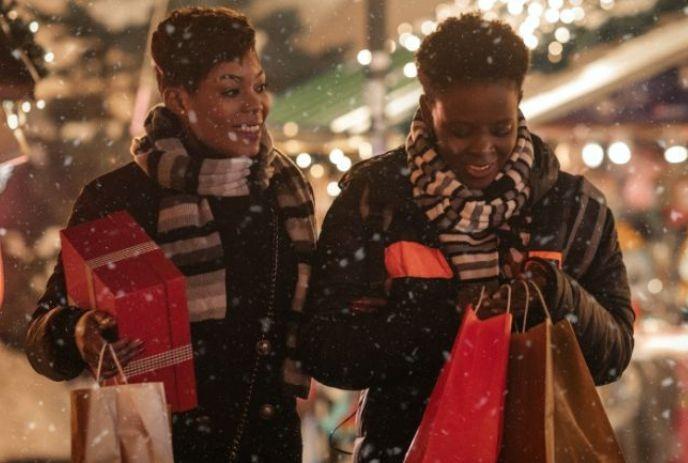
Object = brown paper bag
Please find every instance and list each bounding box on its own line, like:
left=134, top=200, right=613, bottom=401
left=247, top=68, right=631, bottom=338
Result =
left=501, top=318, right=554, bottom=462
left=551, top=319, right=625, bottom=462
left=501, top=281, right=624, bottom=463
left=71, top=344, right=174, bottom=463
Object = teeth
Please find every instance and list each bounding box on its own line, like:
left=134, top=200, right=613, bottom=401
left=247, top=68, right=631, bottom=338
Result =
left=469, top=164, right=491, bottom=171
left=237, top=124, right=261, bottom=133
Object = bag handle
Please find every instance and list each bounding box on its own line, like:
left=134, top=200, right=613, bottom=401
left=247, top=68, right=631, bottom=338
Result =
left=519, top=279, right=531, bottom=333
left=528, top=280, right=552, bottom=320
left=519, top=279, right=553, bottom=332
left=474, top=284, right=512, bottom=316
left=95, top=343, right=129, bottom=386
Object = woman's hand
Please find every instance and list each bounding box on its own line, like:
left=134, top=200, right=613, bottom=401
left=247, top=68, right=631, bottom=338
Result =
left=476, top=262, right=552, bottom=320
left=74, top=310, right=144, bottom=380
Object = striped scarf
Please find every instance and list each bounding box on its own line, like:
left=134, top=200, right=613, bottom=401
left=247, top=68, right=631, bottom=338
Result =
left=406, top=108, right=534, bottom=282
left=131, top=106, right=314, bottom=397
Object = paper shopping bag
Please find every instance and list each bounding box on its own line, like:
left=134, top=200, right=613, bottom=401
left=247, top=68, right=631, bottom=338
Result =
left=550, top=319, right=625, bottom=462
left=501, top=280, right=624, bottom=463
left=406, top=305, right=512, bottom=463
left=500, top=318, right=554, bottom=462
left=71, top=381, right=174, bottom=463
left=71, top=343, right=174, bottom=463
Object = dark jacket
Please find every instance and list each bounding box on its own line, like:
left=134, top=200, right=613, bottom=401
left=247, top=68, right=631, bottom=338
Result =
left=25, top=162, right=302, bottom=462
left=300, top=137, right=634, bottom=462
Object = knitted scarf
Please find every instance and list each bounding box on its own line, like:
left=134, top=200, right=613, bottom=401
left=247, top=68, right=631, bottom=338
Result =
left=406, top=108, right=535, bottom=282
left=131, top=106, right=314, bottom=397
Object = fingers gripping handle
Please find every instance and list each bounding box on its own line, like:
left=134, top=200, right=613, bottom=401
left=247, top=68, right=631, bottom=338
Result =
left=95, top=343, right=129, bottom=386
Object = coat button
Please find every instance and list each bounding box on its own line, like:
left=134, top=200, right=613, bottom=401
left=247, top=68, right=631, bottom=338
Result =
left=259, top=403, right=275, bottom=420
left=256, top=339, right=271, bottom=356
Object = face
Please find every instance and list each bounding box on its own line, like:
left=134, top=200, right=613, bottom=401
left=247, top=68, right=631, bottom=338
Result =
left=421, top=81, right=520, bottom=190
left=169, top=50, right=270, bottom=158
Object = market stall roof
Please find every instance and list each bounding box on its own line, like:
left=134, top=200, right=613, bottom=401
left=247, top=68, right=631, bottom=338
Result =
left=270, top=10, right=688, bottom=139
left=522, top=14, right=688, bottom=125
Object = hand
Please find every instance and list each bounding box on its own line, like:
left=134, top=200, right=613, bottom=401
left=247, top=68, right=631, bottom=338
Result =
left=74, top=310, right=144, bottom=380
left=476, top=263, right=552, bottom=321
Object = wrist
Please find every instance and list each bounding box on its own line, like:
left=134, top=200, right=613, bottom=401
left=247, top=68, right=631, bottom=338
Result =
left=74, top=309, right=94, bottom=359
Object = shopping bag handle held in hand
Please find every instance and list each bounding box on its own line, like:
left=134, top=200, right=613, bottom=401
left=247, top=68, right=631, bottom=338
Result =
left=519, top=280, right=553, bottom=332
left=474, top=284, right=513, bottom=317
left=95, top=343, right=129, bottom=386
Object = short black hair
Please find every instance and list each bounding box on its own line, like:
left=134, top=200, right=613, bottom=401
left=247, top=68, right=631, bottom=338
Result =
left=416, top=13, right=529, bottom=93
left=152, top=7, right=255, bottom=92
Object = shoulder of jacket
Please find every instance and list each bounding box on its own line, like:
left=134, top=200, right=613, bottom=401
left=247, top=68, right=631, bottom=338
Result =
left=544, top=171, right=608, bottom=209
left=83, top=162, right=156, bottom=197
left=340, top=147, right=408, bottom=189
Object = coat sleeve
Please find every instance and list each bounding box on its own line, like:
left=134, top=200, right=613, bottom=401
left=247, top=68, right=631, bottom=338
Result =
left=542, top=207, right=634, bottom=385
left=299, top=174, right=461, bottom=391
left=25, top=183, right=105, bottom=381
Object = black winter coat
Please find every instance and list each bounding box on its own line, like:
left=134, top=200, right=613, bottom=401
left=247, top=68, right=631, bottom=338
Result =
left=25, top=162, right=302, bottom=462
left=300, top=137, right=634, bottom=462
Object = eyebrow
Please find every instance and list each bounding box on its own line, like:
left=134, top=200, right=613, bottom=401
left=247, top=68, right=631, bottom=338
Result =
left=449, top=118, right=514, bottom=126
left=219, top=70, right=265, bottom=82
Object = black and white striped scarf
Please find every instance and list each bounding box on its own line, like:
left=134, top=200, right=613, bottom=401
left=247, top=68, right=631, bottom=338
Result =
left=131, top=106, right=314, bottom=397
left=406, top=108, right=534, bottom=282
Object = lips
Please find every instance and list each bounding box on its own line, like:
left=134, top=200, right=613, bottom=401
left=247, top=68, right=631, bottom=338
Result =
left=465, top=161, right=497, bottom=179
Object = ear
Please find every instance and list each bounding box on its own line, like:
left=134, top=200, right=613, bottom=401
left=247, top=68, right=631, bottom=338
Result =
left=419, top=93, right=434, bottom=127
left=162, top=87, right=189, bottom=119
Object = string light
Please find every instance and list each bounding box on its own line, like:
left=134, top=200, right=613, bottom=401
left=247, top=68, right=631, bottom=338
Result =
left=6, top=114, right=18, bottom=130
left=665, top=146, right=688, bottom=164
left=582, top=143, right=604, bottom=168
left=523, top=34, right=539, bottom=50
left=357, top=49, right=372, bottom=66
left=555, top=26, right=571, bottom=43
left=403, top=62, right=417, bottom=78
left=283, top=121, right=299, bottom=138
left=399, top=33, right=421, bottom=52
left=296, top=152, right=312, bottom=168
left=548, top=41, right=563, bottom=56
left=327, top=181, right=341, bottom=197
left=420, top=20, right=437, bottom=35
left=358, top=141, right=373, bottom=159
left=397, top=22, right=413, bottom=35
left=336, top=156, right=352, bottom=172
left=507, top=0, right=524, bottom=15
left=607, top=141, right=631, bottom=165
left=329, top=148, right=345, bottom=164
left=387, top=0, right=618, bottom=59
left=309, top=164, right=325, bottom=179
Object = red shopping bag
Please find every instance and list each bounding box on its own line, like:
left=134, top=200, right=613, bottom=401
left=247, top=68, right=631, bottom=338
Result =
left=405, top=305, right=512, bottom=463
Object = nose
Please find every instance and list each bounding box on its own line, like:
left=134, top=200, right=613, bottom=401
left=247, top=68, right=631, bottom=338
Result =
left=242, top=89, right=262, bottom=113
left=468, top=133, right=496, bottom=156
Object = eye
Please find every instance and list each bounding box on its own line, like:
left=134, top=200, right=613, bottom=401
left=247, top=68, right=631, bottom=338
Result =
left=492, top=123, right=513, bottom=137
left=255, top=82, right=268, bottom=93
left=221, top=88, right=239, bottom=98
left=450, top=124, right=472, bottom=138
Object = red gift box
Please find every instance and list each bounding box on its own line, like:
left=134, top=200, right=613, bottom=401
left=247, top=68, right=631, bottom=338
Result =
left=61, top=210, right=197, bottom=412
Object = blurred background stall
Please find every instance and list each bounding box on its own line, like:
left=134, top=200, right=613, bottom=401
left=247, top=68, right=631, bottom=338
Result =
left=0, top=0, right=687, bottom=461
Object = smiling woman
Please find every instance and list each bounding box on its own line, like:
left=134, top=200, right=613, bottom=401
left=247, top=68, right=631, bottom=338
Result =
left=25, top=6, right=315, bottom=463
left=151, top=8, right=270, bottom=159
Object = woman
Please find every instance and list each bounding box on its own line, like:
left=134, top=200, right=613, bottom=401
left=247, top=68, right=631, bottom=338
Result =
left=301, top=13, right=634, bottom=462
left=25, top=7, right=315, bottom=462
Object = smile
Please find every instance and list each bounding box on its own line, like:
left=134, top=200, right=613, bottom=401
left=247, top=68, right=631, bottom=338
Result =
left=233, top=124, right=262, bottom=134
left=465, top=161, right=496, bottom=177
